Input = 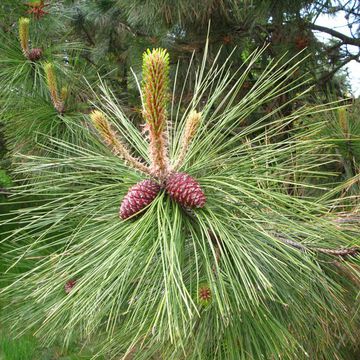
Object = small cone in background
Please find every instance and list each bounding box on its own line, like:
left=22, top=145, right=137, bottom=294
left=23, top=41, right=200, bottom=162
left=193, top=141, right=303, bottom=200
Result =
left=28, top=47, right=43, bottom=61
left=89, top=110, right=150, bottom=175
left=19, top=18, right=30, bottom=57
left=142, top=48, right=170, bottom=180
left=64, top=279, right=76, bottom=294
left=166, top=172, right=206, bottom=208
left=120, top=179, right=161, bottom=219
left=197, top=283, right=212, bottom=307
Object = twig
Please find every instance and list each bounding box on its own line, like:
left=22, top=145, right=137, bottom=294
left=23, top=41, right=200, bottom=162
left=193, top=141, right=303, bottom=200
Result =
left=0, top=188, right=11, bottom=195
left=309, top=23, right=360, bottom=47
left=314, top=53, right=360, bottom=86
left=276, top=233, right=360, bottom=258
left=184, top=209, right=359, bottom=259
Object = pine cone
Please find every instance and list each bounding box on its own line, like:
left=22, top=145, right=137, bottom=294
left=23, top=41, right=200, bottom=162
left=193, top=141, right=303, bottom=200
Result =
left=120, top=179, right=161, bottom=219
left=65, top=279, right=76, bottom=294
left=28, top=48, right=43, bottom=61
left=166, top=172, right=206, bottom=208
left=197, top=283, right=212, bottom=307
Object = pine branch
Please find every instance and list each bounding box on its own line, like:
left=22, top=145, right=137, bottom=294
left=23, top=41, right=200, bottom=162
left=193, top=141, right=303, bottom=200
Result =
left=79, top=22, right=95, bottom=46
left=314, top=52, right=360, bottom=86
left=172, top=110, right=201, bottom=171
left=275, top=233, right=360, bottom=258
left=309, top=23, right=360, bottom=47
left=142, top=48, right=170, bottom=180
left=44, top=63, right=65, bottom=113
left=90, top=110, right=151, bottom=176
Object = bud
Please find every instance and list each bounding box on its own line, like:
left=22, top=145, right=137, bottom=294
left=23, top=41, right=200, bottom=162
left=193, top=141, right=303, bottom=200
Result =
left=61, top=86, right=69, bottom=102
left=19, top=18, right=30, bottom=56
left=142, top=48, right=170, bottom=180
left=44, top=63, right=64, bottom=113
left=338, top=108, right=349, bottom=139
left=89, top=111, right=150, bottom=175
left=173, top=110, right=201, bottom=171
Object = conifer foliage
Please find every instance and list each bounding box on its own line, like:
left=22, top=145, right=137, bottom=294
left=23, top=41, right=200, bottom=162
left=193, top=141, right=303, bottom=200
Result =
left=0, top=2, right=359, bottom=359
left=90, top=49, right=206, bottom=219
left=0, top=41, right=359, bottom=359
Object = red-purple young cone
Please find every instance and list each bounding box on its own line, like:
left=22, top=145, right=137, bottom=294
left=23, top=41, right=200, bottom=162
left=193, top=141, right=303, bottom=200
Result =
left=166, top=172, right=206, bottom=208
left=65, top=279, right=76, bottom=294
left=120, top=179, right=161, bottom=219
left=28, top=48, right=43, bottom=61
left=198, top=283, right=212, bottom=307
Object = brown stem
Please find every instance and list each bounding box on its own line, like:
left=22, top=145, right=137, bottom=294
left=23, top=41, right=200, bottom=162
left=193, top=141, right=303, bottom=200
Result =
left=314, top=53, right=360, bottom=86
left=309, top=23, right=360, bottom=47
left=184, top=210, right=359, bottom=263
left=90, top=110, right=151, bottom=176
left=275, top=234, right=360, bottom=258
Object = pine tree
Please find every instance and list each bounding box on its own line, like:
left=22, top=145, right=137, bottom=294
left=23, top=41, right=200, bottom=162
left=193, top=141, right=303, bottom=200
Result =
left=1, top=43, right=359, bottom=359
left=0, top=1, right=359, bottom=359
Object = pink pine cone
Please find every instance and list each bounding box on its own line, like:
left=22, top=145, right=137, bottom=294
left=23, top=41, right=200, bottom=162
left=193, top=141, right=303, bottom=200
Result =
left=65, top=279, right=76, bottom=294
left=120, top=179, right=161, bottom=219
left=28, top=48, right=43, bottom=61
left=166, top=172, right=206, bottom=208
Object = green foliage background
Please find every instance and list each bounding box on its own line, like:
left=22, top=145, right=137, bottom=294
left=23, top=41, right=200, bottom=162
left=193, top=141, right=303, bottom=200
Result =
left=0, top=1, right=359, bottom=359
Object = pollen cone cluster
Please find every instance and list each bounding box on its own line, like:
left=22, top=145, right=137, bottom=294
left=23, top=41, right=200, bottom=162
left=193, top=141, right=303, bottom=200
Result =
left=90, top=48, right=206, bottom=219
